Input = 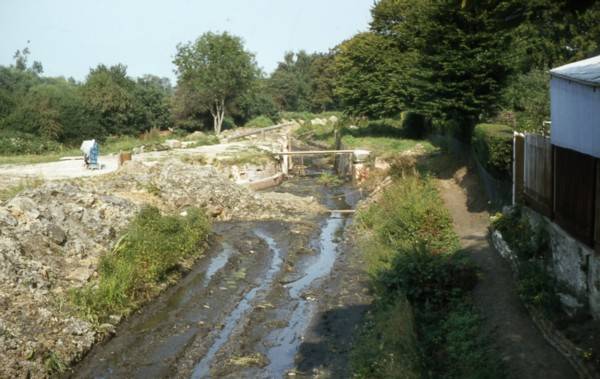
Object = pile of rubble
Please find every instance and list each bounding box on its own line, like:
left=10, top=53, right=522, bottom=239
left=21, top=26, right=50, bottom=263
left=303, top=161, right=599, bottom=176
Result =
left=0, top=159, right=323, bottom=378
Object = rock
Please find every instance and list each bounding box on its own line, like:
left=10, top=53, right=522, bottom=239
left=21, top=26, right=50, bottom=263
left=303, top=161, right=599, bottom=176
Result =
left=0, top=209, right=17, bottom=226
left=328, top=115, right=339, bottom=124
left=164, top=139, right=182, bottom=149
left=310, top=118, right=327, bottom=126
left=46, top=224, right=66, bottom=245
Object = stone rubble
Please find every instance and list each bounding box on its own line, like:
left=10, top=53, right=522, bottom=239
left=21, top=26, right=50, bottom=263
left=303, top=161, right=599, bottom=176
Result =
left=0, top=158, right=323, bottom=378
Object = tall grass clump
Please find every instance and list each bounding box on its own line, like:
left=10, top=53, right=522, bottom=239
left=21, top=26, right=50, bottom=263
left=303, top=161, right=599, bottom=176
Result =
left=71, top=206, right=210, bottom=322
left=352, top=175, right=502, bottom=378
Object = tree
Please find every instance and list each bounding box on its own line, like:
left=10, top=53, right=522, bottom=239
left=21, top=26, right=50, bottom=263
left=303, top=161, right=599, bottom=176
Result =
left=81, top=64, right=139, bottom=135
left=268, top=51, right=314, bottom=112
left=173, top=32, right=258, bottom=134
left=334, top=32, right=415, bottom=118
left=309, top=53, right=338, bottom=112
left=368, top=0, right=515, bottom=140
left=134, top=75, right=173, bottom=131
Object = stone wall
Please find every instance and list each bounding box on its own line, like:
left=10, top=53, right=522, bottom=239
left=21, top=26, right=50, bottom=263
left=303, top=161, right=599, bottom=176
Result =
left=494, top=206, right=600, bottom=318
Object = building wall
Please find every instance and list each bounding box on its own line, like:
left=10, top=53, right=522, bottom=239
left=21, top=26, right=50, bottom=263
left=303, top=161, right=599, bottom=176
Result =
left=550, top=77, right=600, bottom=159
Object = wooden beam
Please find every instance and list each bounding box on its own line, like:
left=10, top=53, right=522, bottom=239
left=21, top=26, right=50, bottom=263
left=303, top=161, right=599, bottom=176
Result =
left=276, top=150, right=355, bottom=156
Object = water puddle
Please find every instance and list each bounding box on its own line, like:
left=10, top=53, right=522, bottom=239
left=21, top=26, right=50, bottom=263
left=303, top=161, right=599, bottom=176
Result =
left=191, top=230, right=283, bottom=379
left=203, top=242, right=234, bottom=286
left=264, top=212, right=346, bottom=377
left=135, top=242, right=235, bottom=333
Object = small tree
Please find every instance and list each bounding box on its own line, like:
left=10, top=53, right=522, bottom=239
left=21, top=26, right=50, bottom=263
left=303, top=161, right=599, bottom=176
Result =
left=173, top=32, right=258, bottom=134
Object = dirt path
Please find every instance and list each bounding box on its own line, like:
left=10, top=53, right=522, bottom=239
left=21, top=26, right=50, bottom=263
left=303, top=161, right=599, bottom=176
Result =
left=437, top=168, right=576, bottom=378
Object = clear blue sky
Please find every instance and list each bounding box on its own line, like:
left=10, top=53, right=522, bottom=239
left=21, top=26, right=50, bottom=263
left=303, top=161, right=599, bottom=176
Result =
left=0, top=0, right=374, bottom=83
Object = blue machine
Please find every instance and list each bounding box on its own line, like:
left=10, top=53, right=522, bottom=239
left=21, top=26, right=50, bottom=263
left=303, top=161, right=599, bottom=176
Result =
left=81, top=139, right=100, bottom=169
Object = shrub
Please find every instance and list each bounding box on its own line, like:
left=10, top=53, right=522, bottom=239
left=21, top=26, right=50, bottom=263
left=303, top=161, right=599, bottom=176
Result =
left=351, top=297, right=421, bottom=379
left=244, top=115, right=275, bottom=128
left=401, top=111, right=428, bottom=139
left=356, top=176, right=459, bottom=262
left=0, top=130, right=63, bottom=155
left=379, top=246, right=477, bottom=309
left=71, top=206, right=210, bottom=322
left=472, top=123, right=513, bottom=180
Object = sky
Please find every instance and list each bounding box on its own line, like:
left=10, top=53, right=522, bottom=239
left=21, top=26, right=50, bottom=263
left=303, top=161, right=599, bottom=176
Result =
left=0, top=0, right=374, bottom=83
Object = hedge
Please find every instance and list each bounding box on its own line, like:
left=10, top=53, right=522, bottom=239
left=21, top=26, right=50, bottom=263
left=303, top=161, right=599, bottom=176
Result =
left=472, top=123, right=513, bottom=180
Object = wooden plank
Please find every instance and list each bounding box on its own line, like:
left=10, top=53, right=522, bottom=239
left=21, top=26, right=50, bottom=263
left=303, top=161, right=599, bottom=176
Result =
left=513, top=133, right=525, bottom=204
left=277, top=150, right=356, bottom=155
left=554, top=146, right=596, bottom=247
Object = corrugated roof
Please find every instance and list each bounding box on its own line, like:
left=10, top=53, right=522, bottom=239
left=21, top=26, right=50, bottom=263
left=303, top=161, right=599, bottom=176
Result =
left=550, top=54, right=600, bottom=87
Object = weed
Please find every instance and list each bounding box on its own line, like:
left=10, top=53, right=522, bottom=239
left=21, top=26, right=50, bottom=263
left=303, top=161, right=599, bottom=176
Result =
left=44, top=350, right=66, bottom=375
left=352, top=173, right=500, bottom=378
left=70, top=206, right=210, bottom=323
left=0, top=177, right=44, bottom=202
left=218, top=148, right=275, bottom=166
left=317, top=172, right=343, bottom=187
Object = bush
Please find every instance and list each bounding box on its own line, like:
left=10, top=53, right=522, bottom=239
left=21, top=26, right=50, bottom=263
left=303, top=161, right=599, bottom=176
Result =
left=356, top=176, right=459, bottom=262
left=244, top=115, right=275, bottom=128
left=352, top=297, right=421, bottom=379
left=401, top=111, right=428, bottom=139
left=353, top=173, right=500, bottom=379
left=472, top=123, right=513, bottom=180
left=379, top=245, right=477, bottom=309
left=71, top=206, right=210, bottom=322
left=0, top=130, right=63, bottom=155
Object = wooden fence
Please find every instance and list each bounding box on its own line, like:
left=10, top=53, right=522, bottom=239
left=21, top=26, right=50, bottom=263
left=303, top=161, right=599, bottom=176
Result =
left=514, top=133, right=600, bottom=250
left=553, top=146, right=597, bottom=246
left=522, top=134, right=553, bottom=217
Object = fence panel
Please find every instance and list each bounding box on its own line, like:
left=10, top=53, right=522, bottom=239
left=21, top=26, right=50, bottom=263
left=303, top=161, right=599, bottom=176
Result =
left=554, top=146, right=596, bottom=247
left=523, top=134, right=553, bottom=217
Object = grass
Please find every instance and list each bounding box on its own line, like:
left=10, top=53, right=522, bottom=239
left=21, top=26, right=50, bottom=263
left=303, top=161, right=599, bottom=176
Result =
left=352, top=173, right=502, bottom=378
left=293, top=118, right=436, bottom=156
left=0, top=128, right=219, bottom=165
left=217, top=147, right=276, bottom=166
left=70, top=206, right=210, bottom=323
left=316, top=172, right=344, bottom=187
left=0, top=177, right=44, bottom=201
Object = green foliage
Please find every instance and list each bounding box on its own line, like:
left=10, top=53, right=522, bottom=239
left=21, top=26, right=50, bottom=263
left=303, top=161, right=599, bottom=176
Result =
left=44, top=350, right=66, bottom=375
left=244, top=115, right=275, bottom=129
left=491, top=209, right=559, bottom=316
left=472, top=124, right=513, bottom=180
left=352, top=298, right=421, bottom=379
left=379, top=246, right=477, bottom=309
left=0, top=177, right=44, bottom=202
left=267, top=51, right=338, bottom=113
left=0, top=130, right=63, bottom=155
left=353, top=173, right=500, bottom=378
left=356, top=177, right=459, bottom=259
left=316, top=172, right=343, bottom=187
left=334, top=32, right=415, bottom=118
left=173, top=32, right=258, bottom=134
left=71, top=206, right=210, bottom=322
left=217, top=147, right=275, bottom=167
left=497, top=69, right=550, bottom=133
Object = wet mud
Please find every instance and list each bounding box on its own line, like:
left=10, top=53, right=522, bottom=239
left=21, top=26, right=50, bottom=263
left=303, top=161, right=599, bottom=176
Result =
left=71, top=164, right=371, bottom=379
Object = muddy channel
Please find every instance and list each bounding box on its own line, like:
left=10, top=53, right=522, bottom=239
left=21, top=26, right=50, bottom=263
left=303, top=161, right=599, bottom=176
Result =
left=71, top=163, right=368, bottom=379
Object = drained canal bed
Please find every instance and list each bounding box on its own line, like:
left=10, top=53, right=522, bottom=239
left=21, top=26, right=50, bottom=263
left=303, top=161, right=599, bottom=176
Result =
left=71, top=172, right=365, bottom=379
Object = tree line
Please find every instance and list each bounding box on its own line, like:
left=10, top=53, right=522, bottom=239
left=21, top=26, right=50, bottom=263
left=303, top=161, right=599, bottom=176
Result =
left=334, top=0, right=600, bottom=139
left=1, top=0, right=599, bottom=153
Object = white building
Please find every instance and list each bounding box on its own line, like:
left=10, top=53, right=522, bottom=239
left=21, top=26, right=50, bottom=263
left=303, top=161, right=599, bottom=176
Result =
left=550, top=54, right=600, bottom=158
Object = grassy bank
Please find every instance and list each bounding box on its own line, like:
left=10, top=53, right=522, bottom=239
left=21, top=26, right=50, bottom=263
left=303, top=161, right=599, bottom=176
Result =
left=0, top=129, right=219, bottom=165
left=293, top=117, right=435, bottom=156
left=352, top=175, right=502, bottom=378
left=70, top=206, right=210, bottom=323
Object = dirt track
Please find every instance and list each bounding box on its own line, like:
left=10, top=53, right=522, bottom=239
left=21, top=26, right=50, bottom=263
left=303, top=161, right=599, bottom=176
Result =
left=438, top=167, right=576, bottom=379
